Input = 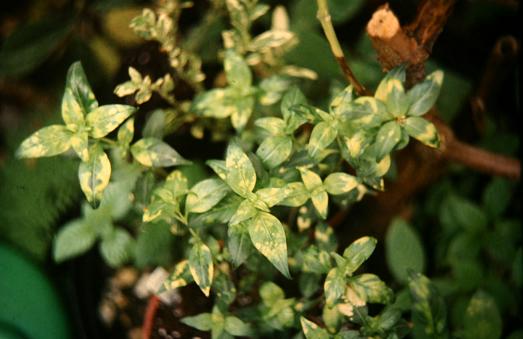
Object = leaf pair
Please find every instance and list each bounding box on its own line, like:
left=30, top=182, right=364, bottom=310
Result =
left=181, top=306, right=252, bottom=338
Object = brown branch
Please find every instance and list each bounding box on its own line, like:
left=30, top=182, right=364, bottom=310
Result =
left=142, top=295, right=160, bottom=339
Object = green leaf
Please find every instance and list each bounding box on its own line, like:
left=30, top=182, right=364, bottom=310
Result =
left=407, top=70, right=444, bottom=117
left=231, top=95, right=254, bottom=130
left=281, top=86, right=307, bottom=130
left=211, top=306, right=226, bottom=338
left=229, top=199, right=258, bottom=225
left=207, top=160, right=227, bottom=181
left=256, top=136, right=293, bottom=168
left=341, top=97, right=387, bottom=127
left=342, top=236, right=377, bottom=275
left=463, top=291, right=502, bottom=339
left=70, top=131, right=89, bottom=162
left=86, top=104, right=136, bottom=138
left=256, top=187, right=287, bottom=207
left=307, top=121, right=337, bottom=160
left=228, top=222, right=252, bottom=266
left=53, top=220, right=96, bottom=262
left=66, top=61, right=99, bottom=114
left=311, top=190, right=329, bottom=219
left=324, top=172, right=359, bottom=195
left=186, top=178, right=229, bottom=213
left=161, top=260, right=193, bottom=291
left=374, top=121, right=402, bottom=160
left=299, top=168, right=323, bottom=191
left=189, top=240, right=214, bottom=297
left=224, top=50, right=252, bottom=88
left=17, top=125, right=72, bottom=158
left=408, top=272, right=447, bottom=339
left=225, top=143, right=256, bottom=197
left=385, top=219, right=425, bottom=283
left=61, top=88, right=85, bottom=130
left=131, top=138, right=190, bottom=167
left=181, top=313, right=213, bottom=331
left=443, top=194, right=488, bottom=234
left=279, top=182, right=309, bottom=207
left=255, top=117, right=286, bottom=136
left=402, top=117, right=440, bottom=148
left=300, top=317, right=330, bottom=339
left=78, top=145, right=111, bottom=208
left=327, top=0, right=365, bottom=24
left=248, top=212, right=290, bottom=278
left=260, top=282, right=285, bottom=304
left=482, top=178, right=513, bottom=219
left=348, top=274, right=393, bottom=304
left=224, top=316, right=252, bottom=336
left=325, top=268, right=346, bottom=307
left=100, top=227, right=134, bottom=267
left=117, top=118, right=135, bottom=146
left=135, top=222, right=174, bottom=268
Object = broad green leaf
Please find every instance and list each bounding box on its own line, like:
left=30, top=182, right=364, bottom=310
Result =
left=260, top=282, right=285, bottom=304
left=181, top=313, right=212, bottom=331
left=186, top=178, right=229, bottom=213
left=248, top=212, right=290, bottom=278
left=86, top=104, right=136, bottom=138
left=463, top=291, right=502, bottom=339
left=100, top=227, right=134, bottom=267
left=443, top=194, right=487, bottom=234
left=161, top=260, right=193, bottom=291
left=311, top=190, right=329, bottom=219
left=135, top=222, right=174, bottom=269
left=374, top=121, right=401, bottom=160
left=231, top=95, right=254, bottom=130
left=224, top=316, right=252, bottom=336
left=279, top=182, right=309, bottom=207
left=307, top=121, right=337, bottom=160
left=386, top=219, right=425, bottom=283
left=61, top=87, right=85, bottom=129
left=70, top=131, right=89, bottom=162
left=348, top=274, right=393, bottom=304
left=324, top=172, right=359, bottom=195
left=256, top=187, right=287, bottom=207
left=117, top=118, right=134, bottom=146
left=66, top=61, right=98, bottom=113
left=403, top=117, right=440, bottom=148
left=342, top=236, right=377, bottom=275
left=300, top=317, right=330, bottom=339
left=322, top=304, right=342, bottom=333
left=53, top=220, right=96, bottom=262
left=78, top=145, right=111, bottom=208
left=228, top=222, right=252, bottom=266
left=189, top=240, right=214, bottom=297
left=255, top=117, right=286, bottom=136
left=224, top=50, right=252, bottom=88
left=407, top=70, right=444, bottom=117
left=17, top=125, right=72, bottom=158
left=325, top=268, right=346, bottom=307
left=408, top=272, right=447, bottom=339
left=225, top=143, right=256, bottom=196
left=131, top=138, right=190, bottom=167
left=328, top=0, right=365, bottom=24
left=229, top=199, right=257, bottom=225
left=211, top=306, right=226, bottom=338
left=299, top=168, right=323, bottom=191
left=256, top=136, right=293, bottom=168
left=483, top=178, right=513, bottom=219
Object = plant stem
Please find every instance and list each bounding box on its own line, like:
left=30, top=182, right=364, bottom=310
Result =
left=315, top=0, right=368, bottom=96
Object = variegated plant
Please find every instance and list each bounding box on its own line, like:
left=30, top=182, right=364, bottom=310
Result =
left=17, top=1, right=447, bottom=338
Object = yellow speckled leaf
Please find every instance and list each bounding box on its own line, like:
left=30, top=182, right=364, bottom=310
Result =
left=70, top=130, right=89, bottom=161
left=225, top=143, right=256, bottom=197
left=131, top=138, right=190, bottom=167
left=189, top=240, right=214, bottom=297
left=403, top=117, right=440, bottom=148
left=248, top=211, right=290, bottom=278
left=61, top=88, right=85, bottom=130
left=66, top=62, right=99, bottom=113
left=117, top=118, right=134, bottom=146
left=161, top=260, right=193, bottom=292
left=78, top=145, right=111, bottom=208
left=86, top=104, right=136, bottom=138
left=324, top=172, right=359, bottom=195
left=311, top=190, right=329, bottom=219
left=16, top=125, right=72, bottom=158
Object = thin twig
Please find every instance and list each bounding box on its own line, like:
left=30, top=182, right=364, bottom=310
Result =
left=315, top=0, right=369, bottom=96
left=142, top=295, right=160, bottom=339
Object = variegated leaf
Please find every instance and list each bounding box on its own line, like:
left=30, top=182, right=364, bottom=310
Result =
left=61, top=87, right=85, bottom=130
left=324, top=268, right=346, bottom=307
left=131, top=138, right=190, bottom=167
left=229, top=199, right=257, bottom=225
left=403, top=116, right=440, bottom=148
left=86, top=104, right=136, bottom=138
left=70, top=130, right=89, bottom=162
left=299, top=168, right=323, bottom=192
left=256, top=187, right=287, bottom=207
left=407, top=70, right=444, bottom=117
left=374, top=121, right=402, bottom=160
left=300, top=317, right=330, bottom=339
left=256, top=136, right=292, bottom=168
left=186, top=178, right=229, bottom=214
left=224, top=49, right=252, bottom=88
left=340, top=96, right=387, bottom=129
left=17, top=125, right=72, bottom=158
left=248, top=211, right=290, bottom=278
left=117, top=118, right=134, bottom=146
left=231, top=96, right=254, bottom=130
left=228, top=222, right=252, bottom=267
left=66, top=61, right=99, bottom=113
left=330, top=85, right=354, bottom=116
left=161, top=260, right=193, bottom=292
left=311, top=190, right=329, bottom=219
left=255, top=117, right=286, bottom=136
left=307, top=121, right=337, bottom=160
left=207, top=160, right=227, bottom=181
left=249, top=30, right=295, bottom=51
left=279, top=182, right=309, bottom=207
left=225, top=143, right=256, bottom=197
left=188, top=240, right=214, bottom=296
left=375, top=66, right=405, bottom=102
left=348, top=274, right=393, bottom=304
left=78, top=144, right=111, bottom=208
left=324, top=172, right=359, bottom=195
left=342, top=236, right=377, bottom=275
